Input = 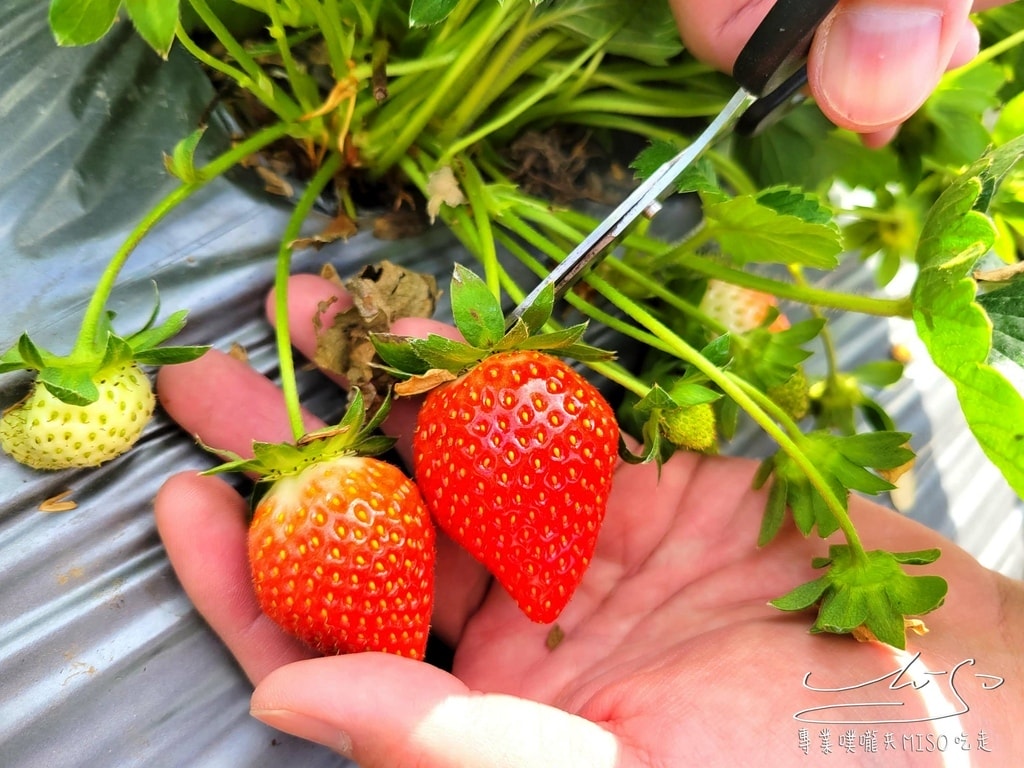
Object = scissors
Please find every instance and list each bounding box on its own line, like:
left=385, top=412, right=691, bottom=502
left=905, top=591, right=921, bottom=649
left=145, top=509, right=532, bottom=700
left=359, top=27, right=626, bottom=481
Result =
left=507, top=0, right=840, bottom=324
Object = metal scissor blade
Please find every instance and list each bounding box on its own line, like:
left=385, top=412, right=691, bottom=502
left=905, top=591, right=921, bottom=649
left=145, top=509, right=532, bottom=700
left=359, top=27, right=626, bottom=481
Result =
left=507, top=87, right=756, bottom=325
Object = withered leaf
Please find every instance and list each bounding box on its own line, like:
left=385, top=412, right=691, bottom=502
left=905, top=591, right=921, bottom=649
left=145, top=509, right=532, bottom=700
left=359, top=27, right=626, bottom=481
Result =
left=394, top=368, right=457, bottom=397
left=291, top=211, right=358, bottom=251
left=314, top=261, right=439, bottom=406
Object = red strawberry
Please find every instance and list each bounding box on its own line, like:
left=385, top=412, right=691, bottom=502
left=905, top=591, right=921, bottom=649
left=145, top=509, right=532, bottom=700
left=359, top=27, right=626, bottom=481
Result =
left=412, top=349, right=618, bottom=623
left=208, top=393, right=435, bottom=659
left=699, top=279, right=789, bottom=335
left=249, top=455, right=435, bottom=658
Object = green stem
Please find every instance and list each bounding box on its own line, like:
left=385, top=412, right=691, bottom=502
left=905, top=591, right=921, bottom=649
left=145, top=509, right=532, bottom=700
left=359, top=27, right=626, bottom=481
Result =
left=371, top=2, right=518, bottom=171
left=591, top=274, right=868, bottom=559
left=438, top=9, right=537, bottom=144
left=670, top=252, right=914, bottom=318
left=73, top=122, right=292, bottom=358
left=961, top=25, right=1024, bottom=70
left=440, top=32, right=611, bottom=163
left=274, top=151, right=344, bottom=442
left=186, top=0, right=301, bottom=121
left=452, top=157, right=501, bottom=296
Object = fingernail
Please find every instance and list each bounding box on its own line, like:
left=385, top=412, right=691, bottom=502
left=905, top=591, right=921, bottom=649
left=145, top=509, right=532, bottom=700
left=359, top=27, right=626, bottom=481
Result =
left=251, top=708, right=354, bottom=756
left=816, top=8, right=943, bottom=129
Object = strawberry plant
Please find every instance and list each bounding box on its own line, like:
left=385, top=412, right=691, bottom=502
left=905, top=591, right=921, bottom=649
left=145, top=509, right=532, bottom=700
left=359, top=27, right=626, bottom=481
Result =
left=13, top=0, right=1024, bottom=649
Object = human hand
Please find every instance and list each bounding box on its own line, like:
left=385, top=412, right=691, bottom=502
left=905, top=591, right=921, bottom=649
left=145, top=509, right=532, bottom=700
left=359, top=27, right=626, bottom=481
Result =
left=155, top=274, right=1024, bottom=767
left=669, top=0, right=1009, bottom=146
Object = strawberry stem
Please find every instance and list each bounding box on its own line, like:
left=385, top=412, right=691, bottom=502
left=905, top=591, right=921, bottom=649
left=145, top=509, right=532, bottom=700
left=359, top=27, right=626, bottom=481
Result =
left=592, top=274, right=869, bottom=562
left=273, top=151, right=344, bottom=443
left=72, top=121, right=292, bottom=361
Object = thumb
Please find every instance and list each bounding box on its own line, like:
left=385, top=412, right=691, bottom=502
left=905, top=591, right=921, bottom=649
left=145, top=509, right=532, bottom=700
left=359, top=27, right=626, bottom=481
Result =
left=250, top=654, right=620, bottom=768
left=808, top=0, right=976, bottom=133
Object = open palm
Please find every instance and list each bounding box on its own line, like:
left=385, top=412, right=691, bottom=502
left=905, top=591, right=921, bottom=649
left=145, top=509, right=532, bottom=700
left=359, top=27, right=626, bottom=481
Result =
left=155, top=275, right=1022, bottom=767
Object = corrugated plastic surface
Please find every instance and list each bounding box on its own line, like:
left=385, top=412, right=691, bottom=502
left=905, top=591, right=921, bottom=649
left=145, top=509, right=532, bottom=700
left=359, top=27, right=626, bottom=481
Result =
left=1, top=2, right=1021, bottom=767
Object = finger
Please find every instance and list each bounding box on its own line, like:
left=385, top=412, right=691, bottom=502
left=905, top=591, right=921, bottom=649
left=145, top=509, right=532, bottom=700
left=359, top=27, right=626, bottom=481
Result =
left=808, top=0, right=975, bottom=133
left=250, top=653, right=620, bottom=768
left=155, top=471, right=315, bottom=683
left=157, top=349, right=325, bottom=459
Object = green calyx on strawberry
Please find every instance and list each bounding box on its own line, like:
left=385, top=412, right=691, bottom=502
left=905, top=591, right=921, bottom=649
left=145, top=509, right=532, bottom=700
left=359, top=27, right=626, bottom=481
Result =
left=372, top=265, right=619, bottom=624
left=206, top=391, right=437, bottom=659
left=0, top=303, right=206, bottom=470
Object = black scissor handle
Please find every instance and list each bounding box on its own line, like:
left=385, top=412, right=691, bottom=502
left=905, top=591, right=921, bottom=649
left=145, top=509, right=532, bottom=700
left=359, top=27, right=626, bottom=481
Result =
left=735, top=66, right=808, bottom=136
left=732, top=0, right=839, bottom=96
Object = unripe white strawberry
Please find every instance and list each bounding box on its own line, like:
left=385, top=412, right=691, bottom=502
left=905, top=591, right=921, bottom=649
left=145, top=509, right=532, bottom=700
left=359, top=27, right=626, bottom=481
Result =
left=1, top=363, right=155, bottom=469
left=699, top=279, right=789, bottom=335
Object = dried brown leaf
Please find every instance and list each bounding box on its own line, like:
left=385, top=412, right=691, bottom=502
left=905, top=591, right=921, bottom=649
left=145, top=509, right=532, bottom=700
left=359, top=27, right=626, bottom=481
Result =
left=314, top=262, right=439, bottom=406
left=394, top=369, right=457, bottom=397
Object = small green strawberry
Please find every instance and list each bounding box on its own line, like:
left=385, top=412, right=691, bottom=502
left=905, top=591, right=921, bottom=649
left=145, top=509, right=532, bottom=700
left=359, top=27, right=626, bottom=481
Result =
left=767, top=367, right=810, bottom=421
left=207, top=392, right=436, bottom=658
left=660, top=402, right=717, bottom=453
left=1, top=305, right=205, bottom=470
left=699, top=279, right=789, bottom=335
left=1, top=363, right=155, bottom=469
left=374, top=265, right=618, bottom=623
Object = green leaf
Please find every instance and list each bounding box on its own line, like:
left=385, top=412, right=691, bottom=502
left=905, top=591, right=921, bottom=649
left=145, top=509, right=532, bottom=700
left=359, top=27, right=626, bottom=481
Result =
left=890, top=548, right=942, bottom=566
left=133, top=345, right=210, bottom=365
left=924, top=62, right=1004, bottom=166
left=703, top=196, right=843, bottom=269
left=126, top=309, right=189, bottom=352
left=518, top=281, right=554, bottom=335
left=977, top=280, right=1024, bottom=367
left=756, top=186, right=836, bottom=226
left=631, top=384, right=676, bottom=417
left=993, top=92, right=1024, bottom=147
left=371, top=333, right=432, bottom=376
left=17, top=334, right=47, bottom=370
left=410, top=334, right=485, bottom=370
left=911, top=137, right=1024, bottom=498
left=769, top=575, right=829, bottom=611
left=667, top=381, right=720, bottom=407
left=38, top=366, right=99, bottom=406
left=49, top=0, right=121, bottom=46
left=450, top=264, right=505, bottom=350
left=830, top=431, right=914, bottom=471
left=125, top=0, right=180, bottom=58
left=732, top=318, right=823, bottom=389
left=163, top=127, right=207, bottom=182
left=758, top=475, right=789, bottom=547
left=631, top=141, right=719, bottom=195
left=101, top=334, right=136, bottom=370
left=408, top=0, right=460, bottom=27
left=852, top=360, right=905, bottom=388
left=542, top=0, right=683, bottom=65
left=518, top=324, right=587, bottom=351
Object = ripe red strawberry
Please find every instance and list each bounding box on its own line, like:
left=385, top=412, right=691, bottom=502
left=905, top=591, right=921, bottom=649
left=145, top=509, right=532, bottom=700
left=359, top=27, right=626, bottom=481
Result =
left=373, top=266, right=621, bottom=622
left=699, top=279, right=789, bottom=334
left=208, top=392, right=435, bottom=658
left=249, top=455, right=435, bottom=658
left=413, top=349, right=618, bottom=623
